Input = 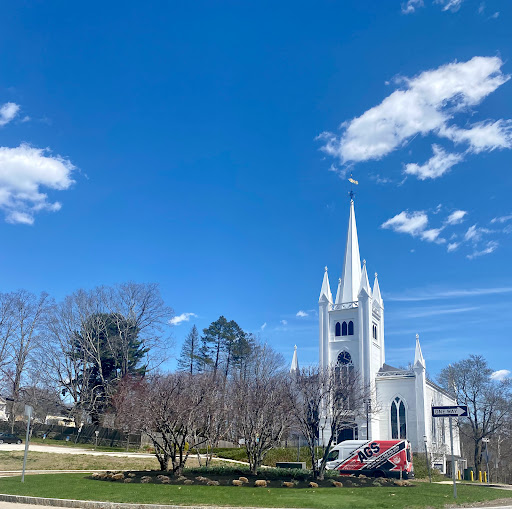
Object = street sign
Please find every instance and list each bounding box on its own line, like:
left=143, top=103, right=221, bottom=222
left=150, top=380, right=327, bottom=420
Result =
left=431, top=405, right=468, bottom=417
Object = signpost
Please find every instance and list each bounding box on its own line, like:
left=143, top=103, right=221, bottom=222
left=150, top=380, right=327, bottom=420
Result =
left=482, top=437, right=490, bottom=483
left=432, top=405, right=468, bottom=499
left=21, top=405, right=33, bottom=483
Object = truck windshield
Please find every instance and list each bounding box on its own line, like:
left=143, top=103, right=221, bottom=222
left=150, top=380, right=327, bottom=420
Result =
left=326, top=450, right=339, bottom=461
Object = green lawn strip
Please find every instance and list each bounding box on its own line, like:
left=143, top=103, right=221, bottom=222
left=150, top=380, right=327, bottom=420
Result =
left=0, top=451, right=158, bottom=472
left=0, top=474, right=511, bottom=509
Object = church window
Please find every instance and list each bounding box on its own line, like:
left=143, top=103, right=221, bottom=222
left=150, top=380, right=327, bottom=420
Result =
left=372, top=323, right=378, bottom=340
left=335, top=322, right=341, bottom=336
left=348, top=321, right=354, bottom=335
left=391, top=397, right=407, bottom=439
left=342, top=321, right=348, bottom=336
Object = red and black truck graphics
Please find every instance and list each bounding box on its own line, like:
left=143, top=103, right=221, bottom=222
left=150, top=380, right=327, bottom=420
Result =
left=335, top=440, right=414, bottom=479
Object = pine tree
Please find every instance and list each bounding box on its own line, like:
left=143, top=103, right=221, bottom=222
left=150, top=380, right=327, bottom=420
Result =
left=177, top=325, right=199, bottom=374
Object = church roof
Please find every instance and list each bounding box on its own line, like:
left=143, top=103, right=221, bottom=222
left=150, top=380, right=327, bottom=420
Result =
left=336, top=199, right=362, bottom=304
left=377, top=363, right=415, bottom=378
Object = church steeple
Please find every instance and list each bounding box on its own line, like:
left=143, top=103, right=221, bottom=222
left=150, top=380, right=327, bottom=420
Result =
left=290, top=345, right=299, bottom=373
left=414, top=334, right=426, bottom=369
left=359, top=259, right=371, bottom=297
left=319, top=266, right=333, bottom=303
left=338, top=199, right=362, bottom=303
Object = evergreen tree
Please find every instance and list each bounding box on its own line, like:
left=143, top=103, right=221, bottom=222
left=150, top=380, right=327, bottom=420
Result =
left=177, top=325, right=199, bottom=374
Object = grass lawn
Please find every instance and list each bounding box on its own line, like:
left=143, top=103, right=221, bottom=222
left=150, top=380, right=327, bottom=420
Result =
left=0, top=451, right=159, bottom=471
left=0, top=474, right=511, bottom=509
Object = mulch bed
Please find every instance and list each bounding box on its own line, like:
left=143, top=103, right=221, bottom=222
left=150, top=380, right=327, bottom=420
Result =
left=89, top=471, right=413, bottom=489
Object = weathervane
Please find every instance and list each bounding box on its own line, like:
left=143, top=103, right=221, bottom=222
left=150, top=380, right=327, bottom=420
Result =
left=348, top=172, right=358, bottom=200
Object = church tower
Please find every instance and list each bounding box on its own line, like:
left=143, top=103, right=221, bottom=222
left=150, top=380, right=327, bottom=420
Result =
left=319, top=199, right=385, bottom=442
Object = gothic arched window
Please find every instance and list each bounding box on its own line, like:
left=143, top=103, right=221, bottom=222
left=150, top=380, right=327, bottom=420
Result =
left=391, top=397, right=407, bottom=439
left=335, top=322, right=341, bottom=336
left=348, top=321, right=354, bottom=335
left=342, top=321, right=348, bottom=336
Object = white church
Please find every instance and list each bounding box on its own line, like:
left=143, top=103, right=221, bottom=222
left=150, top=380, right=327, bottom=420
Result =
left=293, top=198, right=463, bottom=474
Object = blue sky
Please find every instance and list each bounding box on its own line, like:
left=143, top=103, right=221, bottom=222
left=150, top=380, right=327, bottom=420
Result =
left=0, top=1, right=511, bottom=379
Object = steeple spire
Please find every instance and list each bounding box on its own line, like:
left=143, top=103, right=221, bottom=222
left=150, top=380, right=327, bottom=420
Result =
left=414, top=334, right=426, bottom=369
left=290, top=345, right=299, bottom=373
left=319, top=266, right=333, bottom=303
left=373, top=272, right=383, bottom=307
left=359, top=259, right=371, bottom=297
left=339, top=199, right=362, bottom=303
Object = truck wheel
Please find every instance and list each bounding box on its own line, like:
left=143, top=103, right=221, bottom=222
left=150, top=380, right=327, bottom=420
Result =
left=0, top=440, right=3, bottom=444
left=374, top=470, right=386, bottom=478
left=17, top=440, right=22, bottom=445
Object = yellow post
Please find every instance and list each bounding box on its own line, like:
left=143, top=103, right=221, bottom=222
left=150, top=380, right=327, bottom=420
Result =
left=484, top=471, right=487, bottom=483
left=470, top=471, right=474, bottom=481
left=479, top=471, right=482, bottom=482
left=458, top=470, right=461, bottom=480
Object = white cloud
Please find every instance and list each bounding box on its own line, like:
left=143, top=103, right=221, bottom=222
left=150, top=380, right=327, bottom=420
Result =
left=446, top=210, right=467, bottom=225
left=421, top=228, right=445, bottom=243
left=260, top=322, right=267, bottom=331
left=441, top=120, right=512, bottom=153
left=296, top=310, right=308, bottom=318
left=0, top=143, right=75, bottom=225
left=490, top=11, right=499, bottom=19
left=491, top=214, right=512, bottom=224
left=280, top=320, right=288, bottom=325
left=447, top=242, right=459, bottom=252
left=467, top=240, right=498, bottom=259
left=401, top=0, right=424, bottom=14
left=464, top=224, right=492, bottom=243
left=478, top=2, right=485, bottom=14
left=382, top=211, right=428, bottom=236
left=0, top=102, right=20, bottom=127
left=319, top=56, right=510, bottom=167
left=491, top=369, right=511, bottom=381
left=169, top=312, right=197, bottom=325
left=435, top=0, right=464, bottom=12
left=404, top=145, right=463, bottom=180
left=387, top=285, right=512, bottom=301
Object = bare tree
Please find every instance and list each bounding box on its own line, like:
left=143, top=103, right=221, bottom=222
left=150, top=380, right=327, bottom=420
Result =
left=439, top=355, right=512, bottom=474
left=2, top=290, right=49, bottom=431
left=232, top=344, right=293, bottom=474
left=114, top=372, right=216, bottom=476
left=291, top=364, right=371, bottom=480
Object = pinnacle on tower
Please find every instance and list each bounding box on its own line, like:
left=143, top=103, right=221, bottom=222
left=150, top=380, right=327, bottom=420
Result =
left=373, top=272, right=383, bottom=307
left=319, top=266, right=333, bottom=303
left=337, top=199, right=362, bottom=304
left=359, top=259, right=371, bottom=297
left=290, top=345, right=299, bottom=373
left=414, top=333, right=426, bottom=369
left=335, top=277, right=342, bottom=304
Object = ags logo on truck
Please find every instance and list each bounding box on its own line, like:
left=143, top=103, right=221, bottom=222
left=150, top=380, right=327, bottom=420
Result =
left=336, top=440, right=413, bottom=478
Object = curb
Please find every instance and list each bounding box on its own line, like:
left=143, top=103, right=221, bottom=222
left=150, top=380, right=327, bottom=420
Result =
left=0, top=494, right=295, bottom=509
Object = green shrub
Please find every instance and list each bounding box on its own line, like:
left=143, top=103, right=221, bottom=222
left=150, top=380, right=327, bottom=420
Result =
left=411, top=452, right=445, bottom=481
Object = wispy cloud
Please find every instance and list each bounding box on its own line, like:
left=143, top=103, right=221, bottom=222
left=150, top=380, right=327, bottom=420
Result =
left=491, top=369, right=510, bottom=381
left=0, top=102, right=20, bottom=127
left=170, top=312, right=197, bottom=325
left=434, top=0, right=465, bottom=12
left=386, top=286, right=512, bottom=302
left=445, top=210, right=467, bottom=225
left=491, top=214, right=512, bottom=224
left=402, top=306, right=479, bottom=318
left=296, top=310, right=308, bottom=318
left=401, top=0, right=424, bottom=14
left=467, top=240, right=498, bottom=259
left=404, top=145, right=463, bottom=180
left=260, top=322, right=267, bottom=331
left=381, top=210, right=446, bottom=244
left=280, top=319, right=288, bottom=325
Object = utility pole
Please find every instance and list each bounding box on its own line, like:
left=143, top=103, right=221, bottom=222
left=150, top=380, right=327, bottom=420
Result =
left=483, top=438, right=490, bottom=484
left=423, top=435, right=432, bottom=483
